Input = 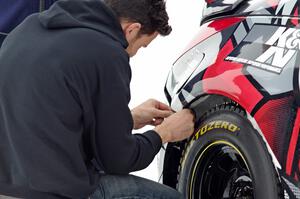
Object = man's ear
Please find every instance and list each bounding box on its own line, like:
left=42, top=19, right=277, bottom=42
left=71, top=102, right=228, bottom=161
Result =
left=122, top=22, right=142, bottom=42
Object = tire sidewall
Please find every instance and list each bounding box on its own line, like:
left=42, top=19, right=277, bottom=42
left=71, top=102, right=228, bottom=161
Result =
left=178, top=110, right=279, bottom=199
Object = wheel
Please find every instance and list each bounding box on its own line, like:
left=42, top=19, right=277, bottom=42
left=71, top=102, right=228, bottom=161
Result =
left=177, top=105, right=282, bottom=199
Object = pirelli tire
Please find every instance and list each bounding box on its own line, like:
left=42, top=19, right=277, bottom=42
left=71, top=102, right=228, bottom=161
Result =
left=177, top=105, right=283, bottom=199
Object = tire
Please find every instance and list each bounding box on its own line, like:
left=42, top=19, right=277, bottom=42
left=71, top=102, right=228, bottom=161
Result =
left=177, top=105, right=283, bottom=199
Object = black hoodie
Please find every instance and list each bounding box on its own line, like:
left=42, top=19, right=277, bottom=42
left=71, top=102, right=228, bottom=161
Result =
left=0, top=0, right=162, bottom=198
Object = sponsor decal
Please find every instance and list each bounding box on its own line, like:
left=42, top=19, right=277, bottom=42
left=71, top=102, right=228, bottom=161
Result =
left=194, top=120, right=240, bottom=140
left=225, top=25, right=300, bottom=74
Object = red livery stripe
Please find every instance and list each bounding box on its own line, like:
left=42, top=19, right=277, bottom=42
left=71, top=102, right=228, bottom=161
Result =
left=286, top=108, right=300, bottom=175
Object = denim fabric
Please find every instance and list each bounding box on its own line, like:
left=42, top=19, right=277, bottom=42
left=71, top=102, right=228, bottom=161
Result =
left=89, top=175, right=183, bottom=199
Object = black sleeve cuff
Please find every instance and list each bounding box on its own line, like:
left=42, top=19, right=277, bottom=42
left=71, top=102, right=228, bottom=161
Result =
left=143, top=130, right=163, bottom=153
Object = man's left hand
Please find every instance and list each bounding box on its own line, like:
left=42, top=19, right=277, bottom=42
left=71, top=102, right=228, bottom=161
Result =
left=131, top=99, right=174, bottom=130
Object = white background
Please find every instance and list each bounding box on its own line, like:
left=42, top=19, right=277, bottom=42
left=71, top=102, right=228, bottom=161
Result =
left=129, top=0, right=203, bottom=181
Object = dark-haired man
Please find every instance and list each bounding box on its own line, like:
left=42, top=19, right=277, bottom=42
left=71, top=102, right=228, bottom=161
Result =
left=0, top=0, right=194, bottom=198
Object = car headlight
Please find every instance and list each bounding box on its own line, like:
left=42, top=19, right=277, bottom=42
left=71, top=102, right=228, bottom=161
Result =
left=167, top=47, right=205, bottom=98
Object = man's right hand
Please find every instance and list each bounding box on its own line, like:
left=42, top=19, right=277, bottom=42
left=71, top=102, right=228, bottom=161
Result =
left=154, top=109, right=195, bottom=143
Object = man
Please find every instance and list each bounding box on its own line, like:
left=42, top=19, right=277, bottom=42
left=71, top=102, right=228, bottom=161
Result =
left=0, top=0, right=195, bottom=198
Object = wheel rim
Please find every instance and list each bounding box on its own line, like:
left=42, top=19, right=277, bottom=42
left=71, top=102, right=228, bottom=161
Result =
left=189, top=141, right=254, bottom=199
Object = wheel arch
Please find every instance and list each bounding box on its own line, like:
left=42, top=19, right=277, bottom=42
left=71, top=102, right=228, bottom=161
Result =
left=163, top=94, right=282, bottom=188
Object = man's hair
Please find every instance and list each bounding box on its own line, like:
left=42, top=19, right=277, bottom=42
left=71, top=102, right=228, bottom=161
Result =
left=103, top=0, right=172, bottom=36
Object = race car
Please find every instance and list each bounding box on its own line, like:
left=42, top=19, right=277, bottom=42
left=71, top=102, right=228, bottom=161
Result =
left=161, top=0, right=300, bottom=198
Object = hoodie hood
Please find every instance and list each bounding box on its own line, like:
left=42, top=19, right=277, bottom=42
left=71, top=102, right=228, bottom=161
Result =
left=39, top=0, right=128, bottom=48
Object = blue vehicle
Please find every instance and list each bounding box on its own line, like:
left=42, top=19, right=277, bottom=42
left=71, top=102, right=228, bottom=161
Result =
left=0, top=0, right=56, bottom=45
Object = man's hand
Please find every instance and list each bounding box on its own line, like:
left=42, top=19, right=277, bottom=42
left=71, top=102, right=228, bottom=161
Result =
left=154, top=109, right=195, bottom=144
left=131, top=99, right=174, bottom=130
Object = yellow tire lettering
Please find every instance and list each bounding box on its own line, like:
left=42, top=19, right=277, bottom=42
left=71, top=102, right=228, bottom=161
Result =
left=207, top=121, right=215, bottom=131
left=228, top=124, right=238, bottom=132
left=221, top=122, right=229, bottom=129
left=214, top=121, right=222, bottom=128
left=194, top=131, right=200, bottom=140
left=194, top=121, right=240, bottom=140
left=200, top=125, right=208, bottom=135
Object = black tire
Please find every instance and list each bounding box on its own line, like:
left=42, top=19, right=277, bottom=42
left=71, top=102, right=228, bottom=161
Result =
left=177, top=105, right=282, bottom=199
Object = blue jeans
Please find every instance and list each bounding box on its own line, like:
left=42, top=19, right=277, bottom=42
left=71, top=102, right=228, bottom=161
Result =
left=89, top=175, right=183, bottom=199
